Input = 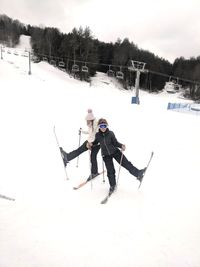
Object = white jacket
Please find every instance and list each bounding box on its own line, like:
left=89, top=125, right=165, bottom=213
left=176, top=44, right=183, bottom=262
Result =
left=81, top=119, right=99, bottom=143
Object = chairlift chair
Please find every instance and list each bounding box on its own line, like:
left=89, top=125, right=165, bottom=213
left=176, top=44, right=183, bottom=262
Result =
left=58, top=61, right=65, bottom=68
left=164, top=81, right=176, bottom=93
left=116, top=71, right=124, bottom=80
left=169, top=76, right=181, bottom=91
left=50, top=59, right=56, bottom=66
left=81, top=65, right=88, bottom=73
left=107, top=65, right=115, bottom=77
left=32, top=56, right=40, bottom=63
left=43, top=56, right=48, bottom=62
left=107, top=70, right=115, bottom=77
left=72, top=64, right=79, bottom=72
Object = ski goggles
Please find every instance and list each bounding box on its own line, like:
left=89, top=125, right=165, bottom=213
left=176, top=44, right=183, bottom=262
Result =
left=99, top=123, right=107, bottom=129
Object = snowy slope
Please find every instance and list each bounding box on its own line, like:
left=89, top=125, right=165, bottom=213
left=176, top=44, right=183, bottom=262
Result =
left=0, top=36, right=200, bottom=267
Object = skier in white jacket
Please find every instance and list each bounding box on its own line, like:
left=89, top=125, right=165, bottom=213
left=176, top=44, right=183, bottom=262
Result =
left=60, top=109, right=100, bottom=180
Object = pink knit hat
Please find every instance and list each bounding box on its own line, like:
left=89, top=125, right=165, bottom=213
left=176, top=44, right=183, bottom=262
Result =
left=85, top=109, right=95, bottom=120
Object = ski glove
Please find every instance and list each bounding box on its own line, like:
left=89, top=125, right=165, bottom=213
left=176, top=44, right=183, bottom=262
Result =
left=121, top=144, right=126, bottom=151
left=86, top=142, right=92, bottom=149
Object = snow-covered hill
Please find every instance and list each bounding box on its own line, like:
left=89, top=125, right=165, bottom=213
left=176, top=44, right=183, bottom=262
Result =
left=0, top=36, right=200, bottom=267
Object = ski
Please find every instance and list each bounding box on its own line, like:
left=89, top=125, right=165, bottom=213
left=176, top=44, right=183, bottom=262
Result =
left=73, top=171, right=104, bottom=190
left=73, top=181, right=87, bottom=190
left=138, top=151, right=154, bottom=189
left=0, top=194, right=15, bottom=201
left=53, top=126, right=69, bottom=180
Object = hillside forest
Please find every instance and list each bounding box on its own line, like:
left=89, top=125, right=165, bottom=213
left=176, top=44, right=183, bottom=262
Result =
left=0, top=14, right=200, bottom=99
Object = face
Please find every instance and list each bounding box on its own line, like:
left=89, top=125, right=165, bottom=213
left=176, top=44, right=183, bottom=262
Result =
left=99, top=123, right=107, bottom=132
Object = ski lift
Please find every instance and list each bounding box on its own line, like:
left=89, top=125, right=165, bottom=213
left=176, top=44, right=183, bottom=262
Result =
left=168, top=76, right=181, bottom=91
left=81, top=64, right=88, bottom=73
left=72, top=64, right=79, bottom=72
left=116, top=71, right=124, bottom=79
left=50, top=59, right=56, bottom=66
left=21, top=51, right=28, bottom=57
left=116, top=67, right=124, bottom=79
left=43, top=56, right=48, bottom=62
left=128, top=60, right=146, bottom=72
left=164, top=82, right=176, bottom=93
left=107, top=65, right=115, bottom=77
left=58, top=61, right=65, bottom=68
left=32, top=55, right=40, bottom=63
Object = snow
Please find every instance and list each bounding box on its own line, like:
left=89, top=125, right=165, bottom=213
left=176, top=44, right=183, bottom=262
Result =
left=0, top=36, right=200, bottom=267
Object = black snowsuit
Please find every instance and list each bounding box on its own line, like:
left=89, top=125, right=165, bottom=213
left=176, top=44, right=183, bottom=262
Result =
left=92, top=128, right=140, bottom=187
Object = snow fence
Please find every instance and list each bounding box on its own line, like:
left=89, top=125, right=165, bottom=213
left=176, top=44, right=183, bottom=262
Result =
left=167, top=102, right=200, bottom=116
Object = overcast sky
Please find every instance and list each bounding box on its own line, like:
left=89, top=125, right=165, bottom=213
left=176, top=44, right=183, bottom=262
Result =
left=0, top=0, right=200, bottom=63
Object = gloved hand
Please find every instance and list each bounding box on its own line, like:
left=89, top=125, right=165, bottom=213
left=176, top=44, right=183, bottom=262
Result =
left=86, top=142, right=93, bottom=149
left=121, top=144, right=126, bottom=151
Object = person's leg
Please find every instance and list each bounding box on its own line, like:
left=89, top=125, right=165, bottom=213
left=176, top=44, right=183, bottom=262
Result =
left=90, top=144, right=100, bottom=175
left=66, top=140, right=88, bottom=161
left=113, top=150, right=140, bottom=178
left=103, top=155, right=116, bottom=187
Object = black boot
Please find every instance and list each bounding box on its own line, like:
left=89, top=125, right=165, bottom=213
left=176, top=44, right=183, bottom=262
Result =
left=137, top=168, right=146, bottom=181
left=109, top=185, right=116, bottom=194
left=60, top=147, right=69, bottom=167
left=87, top=173, right=99, bottom=182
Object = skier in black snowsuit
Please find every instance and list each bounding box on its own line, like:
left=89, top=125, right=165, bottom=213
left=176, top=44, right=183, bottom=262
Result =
left=88, top=118, right=146, bottom=193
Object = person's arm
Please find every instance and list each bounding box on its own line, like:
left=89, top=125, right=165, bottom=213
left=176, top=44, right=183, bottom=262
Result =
left=86, top=133, right=99, bottom=149
left=110, top=131, right=125, bottom=150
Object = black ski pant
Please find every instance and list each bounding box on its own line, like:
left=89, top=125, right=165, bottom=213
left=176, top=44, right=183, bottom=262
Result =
left=103, top=149, right=139, bottom=187
left=63, top=141, right=100, bottom=174
left=67, top=141, right=88, bottom=161
left=90, top=144, right=101, bottom=174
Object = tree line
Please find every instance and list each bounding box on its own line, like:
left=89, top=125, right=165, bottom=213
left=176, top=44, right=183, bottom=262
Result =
left=0, top=14, right=200, bottom=99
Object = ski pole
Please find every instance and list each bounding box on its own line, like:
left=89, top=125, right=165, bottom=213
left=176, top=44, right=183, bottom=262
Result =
left=88, top=149, right=93, bottom=190
left=116, top=151, right=124, bottom=186
left=53, top=126, right=69, bottom=180
left=76, top=128, right=82, bottom=167
left=102, top=158, right=105, bottom=183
